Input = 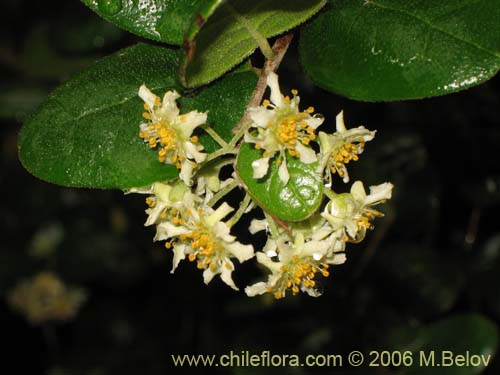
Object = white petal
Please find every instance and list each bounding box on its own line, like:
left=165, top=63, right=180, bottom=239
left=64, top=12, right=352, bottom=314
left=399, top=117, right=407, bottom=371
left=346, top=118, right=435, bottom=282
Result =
left=245, top=282, right=268, bottom=297
left=220, top=261, right=238, bottom=290
left=302, top=286, right=322, bottom=297
left=296, top=142, right=317, bottom=164
left=161, top=91, right=180, bottom=119
left=351, top=181, right=367, bottom=202
left=138, top=85, right=157, bottom=109
left=145, top=205, right=164, bottom=226
left=365, top=182, right=394, bottom=206
left=249, top=219, right=267, bottom=234
left=171, top=244, right=187, bottom=273
left=212, top=222, right=235, bottom=243
left=205, top=202, right=233, bottom=226
left=328, top=252, right=347, bottom=265
left=179, top=111, right=207, bottom=137
left=303, top=240, right=329, bottom=257
left=179, top=161, right=194, bottom=186
left=345, top=220, right=358, bottom=239
left=226, top=242, right=254, bottom=263
left=305, top=115, right=324, bottom=129
left=256, top=251, right=281, bottom=273
left=155, top=222, right=190, bottom=241
left=336, top=111, right=346, bottom=133
left=267, top=72, right=283, bottom=107
left=248, top=107, right=275, bottom=128
left=278, top=158, right=290, bottom=185
left=183, top=141, right=206, bottom=163
left=203, top=267, right=218, bottom=285
left=251, top=157, right=270, bottom=179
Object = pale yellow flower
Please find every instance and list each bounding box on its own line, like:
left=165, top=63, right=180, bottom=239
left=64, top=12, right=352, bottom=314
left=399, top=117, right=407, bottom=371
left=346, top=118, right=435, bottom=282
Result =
left=138, top=85, right=207, bottom=185
left=7, top=272, right=86, bottom=325
left=155, top=199, right=254, bottom=290
left=322, top=181, right=393, bottom=242
left=244, top=73, right=323, bottom=184
left=317, top=111, right=375, bottom=183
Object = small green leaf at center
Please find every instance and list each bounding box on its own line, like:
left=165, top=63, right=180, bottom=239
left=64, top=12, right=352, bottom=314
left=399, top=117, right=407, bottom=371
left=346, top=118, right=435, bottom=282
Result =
left=237, top=142, right=323, bottom=222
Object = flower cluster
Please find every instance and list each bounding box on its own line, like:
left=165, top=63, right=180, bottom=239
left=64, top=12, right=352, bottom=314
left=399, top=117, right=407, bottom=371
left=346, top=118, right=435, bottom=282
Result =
left=130, top=77, right=393, bottom=299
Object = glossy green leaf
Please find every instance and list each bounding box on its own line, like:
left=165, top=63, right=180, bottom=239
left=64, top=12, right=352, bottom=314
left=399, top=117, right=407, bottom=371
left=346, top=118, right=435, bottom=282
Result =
left=181, top=0, right=326, bottom=88
left=300, top=0, right=500, bottom=101
left=18, top=43, right=257, bottom=189
left=392, top=314, right=498, bottom=375
left=81, top=0, right=204, bottom=45
left=236, top=143, right=323, bottom=222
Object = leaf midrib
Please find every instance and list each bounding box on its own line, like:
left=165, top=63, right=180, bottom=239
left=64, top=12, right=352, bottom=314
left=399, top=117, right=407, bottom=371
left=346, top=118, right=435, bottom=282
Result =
left=367, top=0, right=500, bottom=59
left=49, top=83, right=172, bottom=128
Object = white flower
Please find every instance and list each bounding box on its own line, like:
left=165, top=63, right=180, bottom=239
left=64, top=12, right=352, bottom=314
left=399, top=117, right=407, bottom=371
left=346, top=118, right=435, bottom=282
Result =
left=244, top=72, right=323, bottom=184
left=317, top=111, right=376, bottom=183
left=245, top=218, right=346, bottom=299
left=138, top=85, right=208, bottom=185
left=322, top=181, right=393, bottom=242
left=7, top=272, right=87, bottom=325
left=156, top=201, right=254, bottom=290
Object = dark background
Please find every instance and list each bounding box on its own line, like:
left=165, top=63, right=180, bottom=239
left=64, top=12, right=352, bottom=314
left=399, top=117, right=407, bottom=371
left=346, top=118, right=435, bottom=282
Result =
left=1, top=0, right=500, bottom=374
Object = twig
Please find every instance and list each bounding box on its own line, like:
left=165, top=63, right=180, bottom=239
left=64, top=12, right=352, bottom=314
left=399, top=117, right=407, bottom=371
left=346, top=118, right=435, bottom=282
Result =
left=232, top=33, right=294, bottom=135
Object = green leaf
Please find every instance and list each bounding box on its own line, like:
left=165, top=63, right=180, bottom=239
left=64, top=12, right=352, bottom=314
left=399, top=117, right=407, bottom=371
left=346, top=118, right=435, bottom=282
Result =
left=300, top=0, right=500, bottom=101
left=391, top=314, right=498, bottom=375
left=19, top=43, right=179, bottom=189
left=81, top=0, right=204, bottom=45
left=236, top=142, right=323, bottom=222
left=181, top=0, right=326, bottom=88
left=18, top=43, right=257, bottom=189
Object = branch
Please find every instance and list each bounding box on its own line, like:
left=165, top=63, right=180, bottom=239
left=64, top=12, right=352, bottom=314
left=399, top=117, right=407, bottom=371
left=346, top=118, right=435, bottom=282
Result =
left=232, top=33, right=294, bottom=135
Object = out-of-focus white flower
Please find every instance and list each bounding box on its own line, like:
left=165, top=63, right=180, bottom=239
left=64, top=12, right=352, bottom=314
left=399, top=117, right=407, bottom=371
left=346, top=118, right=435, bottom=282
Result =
left=317, top=111, right=375, bottom=183
left=322, top=181, right=393, bottom=242
left=244, top=72, right=324, bottom=184
left=138, top=85, right=208, bottom=185
left=245, top=217, right=346, bottom=299
left=156, top=200, right=254, bottom=290
left=7, top=272, right=87, bottom=325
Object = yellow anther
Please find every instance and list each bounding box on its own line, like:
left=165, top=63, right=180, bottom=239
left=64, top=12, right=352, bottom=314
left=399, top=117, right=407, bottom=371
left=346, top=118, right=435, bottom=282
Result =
left=262, top=99, right=271, bottom=107
left=143, top=112, right=151, bottom=119
left=291, top=89, right=298, bottom=95
left=190, top=135, right=199, bottom=143
left=307, top=106, right=314, bottom=113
